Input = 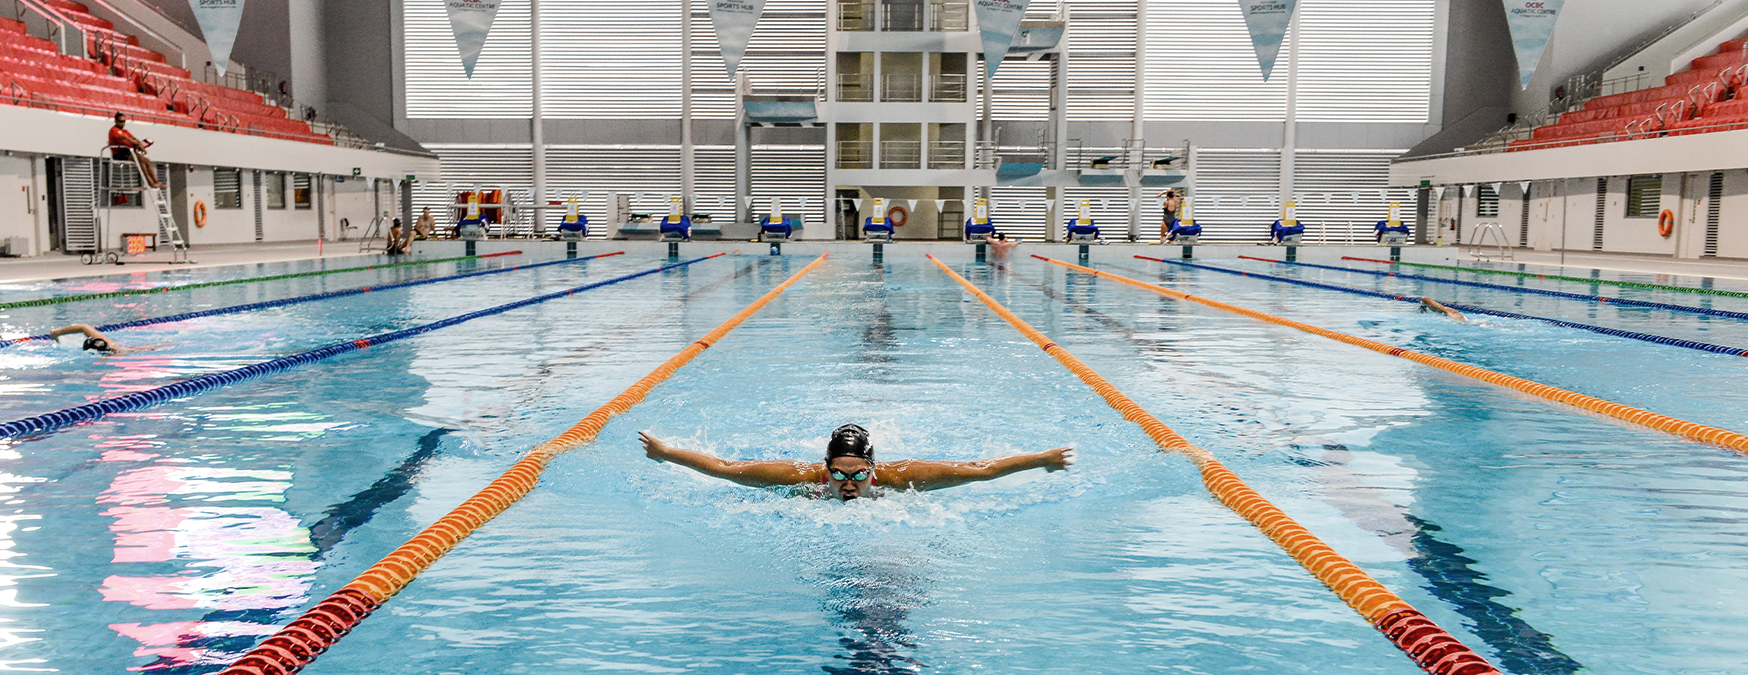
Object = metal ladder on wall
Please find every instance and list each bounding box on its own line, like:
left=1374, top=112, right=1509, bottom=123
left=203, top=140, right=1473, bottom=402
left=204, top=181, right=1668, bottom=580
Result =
left=358, top=215, right=386, bottom=252
left=144, top=185, right=193, bottom=264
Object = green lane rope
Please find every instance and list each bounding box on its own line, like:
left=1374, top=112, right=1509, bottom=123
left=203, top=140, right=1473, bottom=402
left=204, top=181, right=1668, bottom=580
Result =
left=0, top=254, right=503, bottom=311
left=1342, top=256, right=1748, bottom=299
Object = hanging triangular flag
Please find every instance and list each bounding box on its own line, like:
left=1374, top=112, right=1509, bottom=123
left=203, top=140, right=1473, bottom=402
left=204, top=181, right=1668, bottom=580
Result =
left=709, top=0, right=769, bottom=78
left=1211, top=196, right=1223, bottom=208
left=1433, top=186, right=1446, bottom=199
left=1098, top=199, right=1109, bottom=210
left=744, top=196, right=756, bottom=207
left=1489, top=182, right=1504, bottom=197
left=1240, top=196, right=1250, bottom=207
left=974, top=0, right=1035, bottom=79
left=577, top=190, right=590, bottom=204
left=1236, top=0, right=1298, bottom=81
left=1504, top=0, right=1565, bottom=88
left=852, top=198, right=864, bottom=210
left=440, top=0, right=503, bottom=78
left=188, top=0, right=249, bottom=76
left=1520, top=181, right=1533, bottom=196
left=1462, top=185, right=1475, bottom=197
left=933, top=199, right=947, bottom=213
left=1377, top=190, right=1388, bottom=201
left=905, top=199, right=918, bottom=212
left=714, top=195, right=726, bottom=210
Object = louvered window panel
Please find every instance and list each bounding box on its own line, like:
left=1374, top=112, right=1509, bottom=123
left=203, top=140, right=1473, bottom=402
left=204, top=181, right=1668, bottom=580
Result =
left=1144, top=0, right=1285, bottom=121
left=1288, top=150, right=1413, bottom=244
left=989, top=187, right=1048, bottom=240
left=689, top=0, right=826, bottom=119
left=1144, top=0, right=1431, bottom=122
left=1187, top=149, right=1280, bottom=242
left=1063, top=186, right=1145, bottom=238
left=1066, top=1, right=1136, bottom=121
left=541, top=0, right=683, bottom=118
left=1294, top=0, right=1432, bottom=122
left=982, top=59, right=1052, bottom=121
left=413, top=145, right=535, bottom=232
left=405, top=0, right=532, bottom=118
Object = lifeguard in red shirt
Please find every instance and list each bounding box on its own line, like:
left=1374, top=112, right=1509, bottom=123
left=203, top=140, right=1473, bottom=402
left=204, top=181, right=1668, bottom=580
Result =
left=107, top=113, right=163, bottom=189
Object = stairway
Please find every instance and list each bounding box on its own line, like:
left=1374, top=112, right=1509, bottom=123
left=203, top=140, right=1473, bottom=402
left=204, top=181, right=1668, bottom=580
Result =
left=144, top=185, right=192, bottom=263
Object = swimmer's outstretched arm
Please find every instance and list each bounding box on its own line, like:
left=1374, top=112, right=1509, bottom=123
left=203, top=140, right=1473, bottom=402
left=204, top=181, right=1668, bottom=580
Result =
left=1419, top=297, right=1467, bottom=322
left=48, top=324, right=105, bottom=340
left=879, top=447, right=1075, bottom=491
left=640, top=432, right=818, bottom=488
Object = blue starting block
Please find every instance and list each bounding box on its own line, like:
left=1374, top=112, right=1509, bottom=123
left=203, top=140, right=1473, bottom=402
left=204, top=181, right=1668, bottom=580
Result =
left=760, top=214, right=803, bottom=242
left=1067, top=218, right=1100, bottom=243
left=557, top=213, right=588, bottom=240
left=659, top=214, right=692, bottom=242
left=1375, top=221, right=1411, bottom=245
left=864, top=217, right=894, bottom=242
left=1271, top=220, right=1306, bottom=245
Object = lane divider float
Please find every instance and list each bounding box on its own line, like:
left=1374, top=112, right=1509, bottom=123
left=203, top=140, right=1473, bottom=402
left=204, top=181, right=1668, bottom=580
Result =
left=1235, top=256, right=1748, bottom=322
left=1342, top=256, right=1748, bottom=300
left=0, top=251, right=525, bottom=311
left=929, top=255, right=1498, bottom=675
left=216, top=254, right=828, bottom=675
left=0, top=254, right=721, bottom=440
left=0, top=253, right=626, bottom=349
left=1035, top=255, right=1748, bottom=455
left=1137, top=256, right=1748, bottom=357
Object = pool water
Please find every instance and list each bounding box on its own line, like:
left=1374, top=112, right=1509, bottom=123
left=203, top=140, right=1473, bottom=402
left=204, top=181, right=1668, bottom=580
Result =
left=0, top=251, right=1745, bottom=674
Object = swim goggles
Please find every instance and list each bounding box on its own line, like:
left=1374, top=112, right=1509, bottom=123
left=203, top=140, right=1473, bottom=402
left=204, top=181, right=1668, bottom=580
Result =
left=829, top=468, right=872, bottom=482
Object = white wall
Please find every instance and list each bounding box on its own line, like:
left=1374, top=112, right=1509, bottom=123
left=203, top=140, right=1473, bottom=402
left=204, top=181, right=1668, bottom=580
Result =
left=1716, top=171, right=1748, bottom=258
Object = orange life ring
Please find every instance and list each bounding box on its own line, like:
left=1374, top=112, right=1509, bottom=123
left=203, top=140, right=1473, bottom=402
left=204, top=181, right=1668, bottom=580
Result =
left=1658, top=209, right=1675, bottom=237
left=193, top=200, right=207, bottom=228
left=888, top=205, right=909, bottom=227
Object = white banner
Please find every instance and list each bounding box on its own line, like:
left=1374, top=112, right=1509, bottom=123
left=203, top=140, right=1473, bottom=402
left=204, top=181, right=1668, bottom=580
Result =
left=709, top=0, right=767, bottom=78
left=189, top=0, right=247, bottom=76
left=933, top=199, right=947, bottom=213
left=444, top=0, right=503, bottom=79
left=974, top=0, right=1034, bottom=79
left=1237, top=0, right=1296, bottom=81
left=1504, top=0, right=1564, bottom=88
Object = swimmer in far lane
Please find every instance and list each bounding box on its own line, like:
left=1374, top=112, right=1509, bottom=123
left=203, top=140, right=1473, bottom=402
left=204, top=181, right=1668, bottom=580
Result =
left=640, top=424, right=1074, bottom=501
left=1420, top=297, right=1467, bottom=322
left=47, top=324, right=143, bottom=354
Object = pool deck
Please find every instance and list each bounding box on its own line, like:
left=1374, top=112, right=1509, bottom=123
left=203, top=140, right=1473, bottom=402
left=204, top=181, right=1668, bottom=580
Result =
left=6, top=237, right=1748, bottom=284
left=0, top=240, right=386, bottom=284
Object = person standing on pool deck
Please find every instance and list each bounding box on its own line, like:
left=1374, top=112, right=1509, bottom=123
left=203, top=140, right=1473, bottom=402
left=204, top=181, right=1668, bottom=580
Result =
left=1156, top=189, right=1182, bottom=239
left=640, top=425, right=1074, bottom=501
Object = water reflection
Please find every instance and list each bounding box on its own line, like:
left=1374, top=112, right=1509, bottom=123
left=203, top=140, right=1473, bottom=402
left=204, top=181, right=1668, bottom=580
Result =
left=819, top=558, right=928, bottom=674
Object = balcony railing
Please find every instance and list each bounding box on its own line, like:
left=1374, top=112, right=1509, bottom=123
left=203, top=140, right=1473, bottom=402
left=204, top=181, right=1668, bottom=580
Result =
left=930, top=3, right=969, bottom=31
left=928, top=140, right=965, bottom=169
left=881, top=2, right=924, bottom=31
left=880, top=140, right=922, bottom=169
left=838, top=3, right=874, bottom=31
left=837, top=73, right=873, bottom=102
left=931, top=73, right=967, bottom=102
left=838, top=141, right=874, bottom=169
left=882, top=73, right=922, bottom=102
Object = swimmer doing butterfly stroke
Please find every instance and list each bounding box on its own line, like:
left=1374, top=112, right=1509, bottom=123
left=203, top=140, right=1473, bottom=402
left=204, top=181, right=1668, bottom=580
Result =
left=640, top=424, right=1075, bottom=501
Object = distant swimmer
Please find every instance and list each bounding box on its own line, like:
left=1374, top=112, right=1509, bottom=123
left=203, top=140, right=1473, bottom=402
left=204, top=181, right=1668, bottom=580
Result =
left=988, top=232, right=1019, bottom=259
left=1419, top=297, right=1467, bottom=322
left=47, top=324, right=143, bottom=354
left=640, top=424, right=1074, bottom=501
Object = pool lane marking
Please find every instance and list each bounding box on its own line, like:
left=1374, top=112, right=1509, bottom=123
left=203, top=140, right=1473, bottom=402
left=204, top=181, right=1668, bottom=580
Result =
left=0, top=254, right=723, bottom=440
left=0, top=252, right=627, bottom=349
left=930, top=255, right=1499, bottom=675
left=1135, top=255, right=1748, bottom=357
left=214, top=254, right=829, bottom=675
left=1036, top=255, right=1748, bottom=456
left=0, top=251, right=525, bottom=311
left=1234, top=256, right=1748, bottom=322
left=1342, top=256, right=1748, bottom=299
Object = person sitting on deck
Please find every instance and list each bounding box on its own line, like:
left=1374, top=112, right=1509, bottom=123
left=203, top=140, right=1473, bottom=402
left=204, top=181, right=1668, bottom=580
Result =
left=415, top=207, right=438, bottom=240
left=48, top=324, right=141, bottom=355
left=640, top=424, right=1074, bottom=501
left=108, top=113, right=163, bottom=190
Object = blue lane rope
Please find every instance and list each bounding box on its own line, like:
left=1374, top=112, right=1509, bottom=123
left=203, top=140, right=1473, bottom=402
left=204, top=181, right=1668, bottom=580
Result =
left=1241, top=256, right=1748, bottom=322
left=1138, top=256, right=1748, bottom=357
left=0, top=254, right=724, bottom=440
left=1, top=252, right=628, bottom=350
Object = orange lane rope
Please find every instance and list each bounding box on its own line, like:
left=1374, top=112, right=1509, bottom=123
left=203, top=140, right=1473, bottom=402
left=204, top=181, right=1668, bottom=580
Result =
left=219, top=253, right=830, bottom=675
left=927, top=256, right=1498, bottom=675
left=1037, top=255, right=1748, bottom=455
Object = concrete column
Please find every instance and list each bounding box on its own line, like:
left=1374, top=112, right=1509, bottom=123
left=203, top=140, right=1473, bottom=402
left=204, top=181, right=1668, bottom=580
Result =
left=681, top=0, right=694, bottom=214
left=734, top=72, right=750, bottom=227
left=531, top=0, right=546, bottom=233
left=1128, top=0, right=1145, bottom=241
left=1279, top=6, right=1301, bottom=214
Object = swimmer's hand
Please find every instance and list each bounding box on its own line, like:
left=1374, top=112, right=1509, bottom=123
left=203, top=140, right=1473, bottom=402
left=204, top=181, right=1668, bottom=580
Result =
left=640, top=431, right=673, bottom=463
left=1041, top=447, right=1075, bottom=472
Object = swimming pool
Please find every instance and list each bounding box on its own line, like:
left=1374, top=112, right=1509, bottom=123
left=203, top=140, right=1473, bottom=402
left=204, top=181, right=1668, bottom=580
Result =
left=1, top=248, right=1745, bottom=674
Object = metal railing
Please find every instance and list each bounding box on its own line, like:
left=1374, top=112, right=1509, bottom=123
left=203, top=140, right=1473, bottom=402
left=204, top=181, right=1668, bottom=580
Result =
left=881, top=73, right=922, bottom=102
left=881, top=1, right=924, bottom=31
left=928, top=140, right=965, bottom=169
left=880, top=140, right=922, bottom=169
left=931, top=73, right=967, bottom=102
left=836, top=73, right=873, bottom=101
left=930, top=2, right=969, bottom=31
left=1398, top=114, right=1748, bottom=162
left=837, top=141, right=874, bottom=169
left=837, top=2, right=874, bottom=30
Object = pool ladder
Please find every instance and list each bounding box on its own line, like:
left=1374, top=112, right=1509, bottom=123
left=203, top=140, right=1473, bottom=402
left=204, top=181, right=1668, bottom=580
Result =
left=1466, top=221, right=1515, bottom=262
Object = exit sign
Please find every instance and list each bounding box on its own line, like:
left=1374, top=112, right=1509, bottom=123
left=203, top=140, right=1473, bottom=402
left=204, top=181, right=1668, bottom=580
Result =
left=352, top=167, right=362, bottom=176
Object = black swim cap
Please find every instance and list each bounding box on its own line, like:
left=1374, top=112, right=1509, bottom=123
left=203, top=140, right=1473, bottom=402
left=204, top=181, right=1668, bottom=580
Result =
left=826, top=424, right=873, bottom=462
left=82, top=337, right=111, bottom=352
